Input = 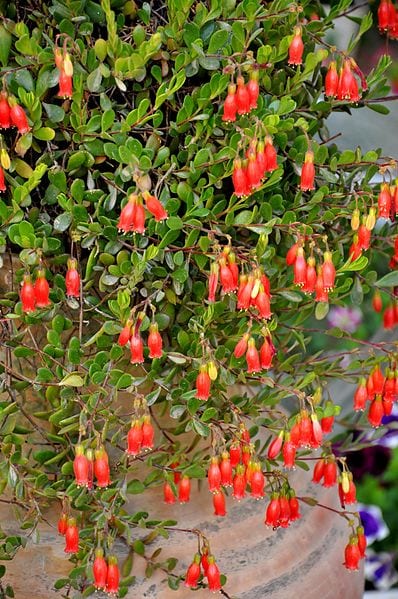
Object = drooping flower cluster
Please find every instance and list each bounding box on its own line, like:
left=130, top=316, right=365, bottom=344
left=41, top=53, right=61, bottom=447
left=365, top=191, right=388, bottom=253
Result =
left=73, top=444, right=111, bottom=488
left=20, top=268, right=51, bottom=312
left=222, top=70, right=259, bottom=122
left=343, top=527, right=367, bottom=571
left=349, top=204, right=376, bottom=261
left=324, top=58, right=366, bottom=103
left=231, top=136, right=278, bottom=197
left=354, top=364, right=397, bottom=427
left=286, top=239, right=336, bottom=301
left=118, top=191, right=168, bottom=234
left=127, top=412, right=155, bottom=456
left=184, top=546, right=222, bottom=592
left=163, top=473, right=192, bottom=504
left=234, top=331, right=275, bottom=373
left=118, top=314, right=163, bottom=363
left=0, top=91, right=30, bottom=133
left=264, top=489, right=301, bottom=528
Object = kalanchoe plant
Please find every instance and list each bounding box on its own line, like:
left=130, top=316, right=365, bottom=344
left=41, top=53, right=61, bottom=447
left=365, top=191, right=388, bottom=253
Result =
left=0, top=0, right=398, bottom=596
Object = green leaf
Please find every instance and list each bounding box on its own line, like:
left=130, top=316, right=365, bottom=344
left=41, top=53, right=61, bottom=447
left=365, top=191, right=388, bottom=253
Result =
left=315, top=302, right=329, bottom=320
left=127, top=479, right=146, bottom=494
left=375, top=271, right=398, bottom=287
left=59, top=373, right=84, bottom=387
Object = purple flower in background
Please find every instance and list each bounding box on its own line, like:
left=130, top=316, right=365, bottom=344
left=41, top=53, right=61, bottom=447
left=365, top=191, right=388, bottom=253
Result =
left=358, top=504, right=389, bottom=545
left=365, top=549, right=398, bottom=590
left=327, top=306, right=362, bottom=333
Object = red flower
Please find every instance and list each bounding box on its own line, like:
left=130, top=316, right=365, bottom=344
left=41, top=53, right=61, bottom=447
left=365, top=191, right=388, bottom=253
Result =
left=58, top=513, right=68, bottom=535
left=220, top=452, right=233, bottom=486
left=0, top=92, right=10, bottom=128
left=344, top=536, right=361, bottom=571
left=323, top=460, right=338, bottom=487
left=163, top=480, right=176, bottom=504
left=232, top=159, right=250, bottom=197
left=315, top=268, right=328, bottom=302
left=34, top=269, right=51, bottom=308
left=196, top=365, right=211, bottom=400
left=118, top=321, right=132, bottom=347
left=312, top=458, right=326, bottom=483
left=208, top=457, right=221, bottom=493
left=229, top=443, right=241, bottom=467
left=383, top=304, right=395, bottom=329
left=256, top=140, right=267, bottom=177
left=219, top=257, right=236, bottom=293
left=236, top=75, right=250, bottom=115
left=325, top=61, right=339, bottom=98
left=250, top=464, right=265, bottom=499
left=372, top=290, right=383, bottom=313
left=208, top=262, right=219, bottom=303
left=247, top=70, right=259, bottom=109
left=64, top=518, right=79, bottom=553
left=93, top=549, right=108, bottom=590
left=265, top=493, right=280, bottom=527
left=267, top=432, right=283, bottom=459
left=65, top=258, right=80, bottom=298
left=234, top=333, right=249, bottom=359
left=378, top=0, right=392, bottom=30
left=378, top=183, right=392, bottom=219
left=288, top=26, right=304, bottom=65
left=222, top=83, right=237, bottom=122
left=338, top=60, right=360, bottom=102
left=141, top=416, right=154, bottom=450
left=368, top=396, right=384, bottom=427
left=282, top=439, right=296, bottom=469
left=20, top=274, right=36, bottom=312
left=300, top=151, right=315, bottom=191
left=255, top=286, right=271, bottom=319
left=213, top=489, right=227, bottom=516
left=357, top=223, right=371, bottom=250
left=237, top=275, right=254, bottom=309
left=289, top=493, right=301, bottom=521
left=94, top=447, right=110, bottom=488
left=9, top=101, right=30, bottom=133
left=264, top=136, right=278, bottom=171
left=322, top=251, right=336, bottom=291
left=143, top=191, right=168, bottom=221
left=246, top=337, right=260, bottom=373
left=127, top=420, right=143, bottom=456
left=178, top=475, right=191, bottom=503
left=106, top=556, right=120, bottom=595
left=73, top=445, right=89, bottom=487
left=185, top=554, right=201, bottom=588
left=58, top=69, right=73, bottom=98
left=260, top=335, right=274, bottom=369
left=303, top=257, right=317, bottom=293
left=148, top=322, right=163, bottom=358
left=286, top=242, right=298, bottom=266
left=247, top=151, right=262, bottom=190
left=232, top=465, right=246, bottom=500
left=130, top=333, right=144, bottom=364
left=0, top=166, right=6, bottom=192
left=278, top=494, right=291, bottom=528
left=357, top=525, right=367, bottom=558
left=338, top=473, right=356, bottom=506
left=206, top=556, right=222, bottom=592
left=293, top=247, right=307, bottom=287
left=118, top=194, right=145, bottom=234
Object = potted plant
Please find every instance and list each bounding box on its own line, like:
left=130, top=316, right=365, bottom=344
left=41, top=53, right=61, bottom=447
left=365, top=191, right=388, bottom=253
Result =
left=0, top=0, right=397, bottom=597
